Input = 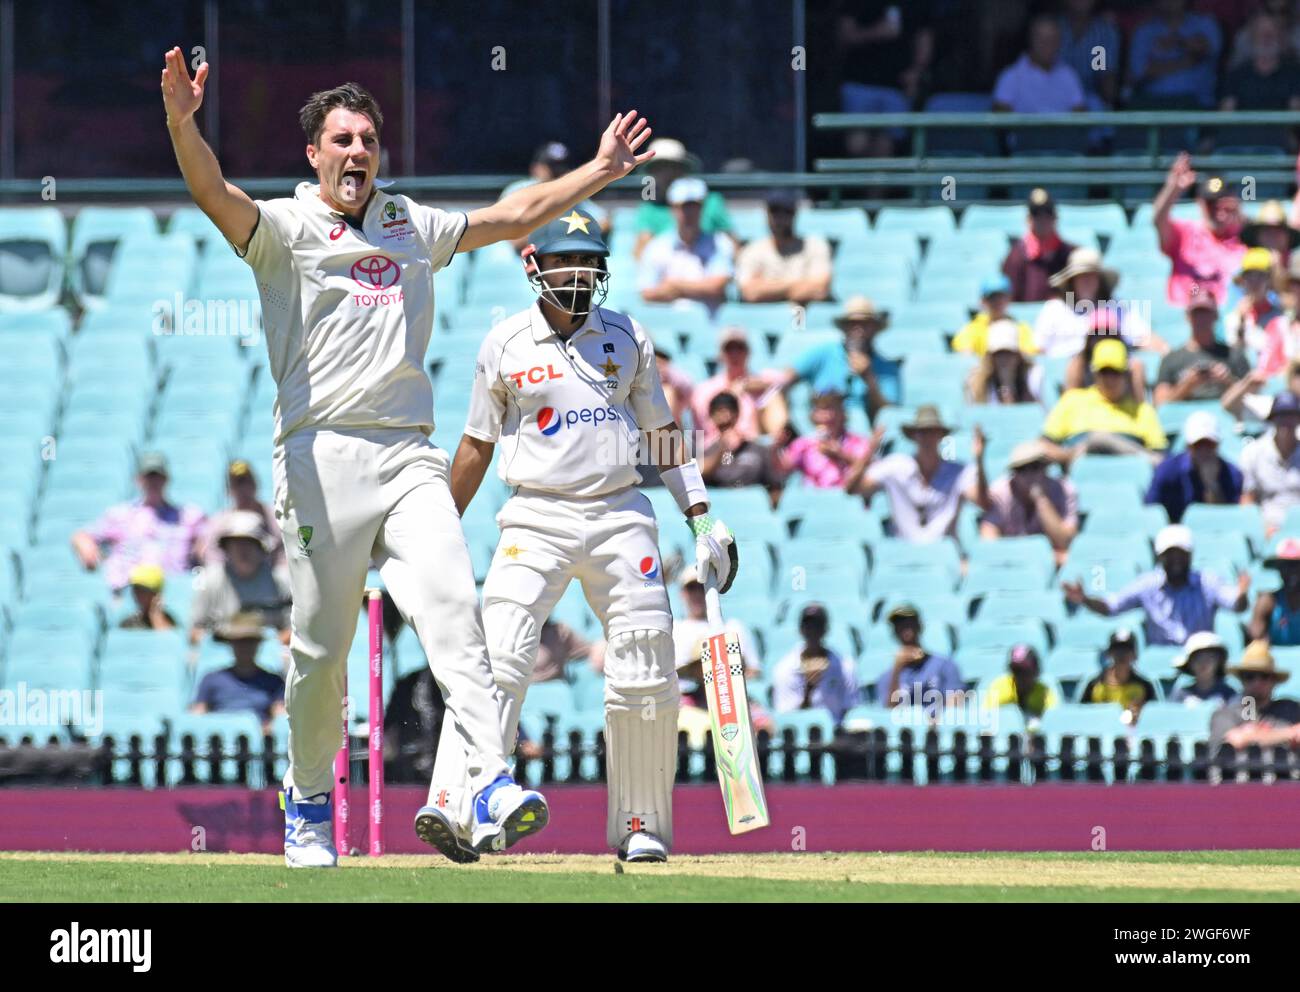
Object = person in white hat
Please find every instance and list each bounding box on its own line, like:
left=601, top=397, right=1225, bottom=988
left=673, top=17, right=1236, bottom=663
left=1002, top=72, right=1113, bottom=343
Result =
left=980, top=439, right=1078, bottom=564
left=638, top=176, right=734, bottom=313
left=1142, top=409, right=1244, bottom=523
left=1063, top=523, right=1249, bottom=646
left=1168, top=631, right=1236, bottom=706
left=965, top=318, right=1045, bottom=405
left=188, top=510, right=293, bottom=649
left=631, top=138, right=733, bottom=259
left=1033, top=246, right=1158, bottom=359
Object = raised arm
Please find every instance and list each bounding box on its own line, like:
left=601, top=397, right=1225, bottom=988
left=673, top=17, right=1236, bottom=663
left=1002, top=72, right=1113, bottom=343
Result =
left=161, top=47, right=259, bottom=252
left=1152, top=152, right=1196, bottom=250
left=458, top=111, right=653, bottom=253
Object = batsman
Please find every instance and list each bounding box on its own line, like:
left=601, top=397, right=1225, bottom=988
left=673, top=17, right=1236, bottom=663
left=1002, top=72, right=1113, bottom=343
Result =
left=438, top=207, right=738, bottom=863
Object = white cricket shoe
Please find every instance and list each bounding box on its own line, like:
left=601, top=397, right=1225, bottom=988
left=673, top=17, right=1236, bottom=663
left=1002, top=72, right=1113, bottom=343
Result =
left=471, top=774, right=549, bottom=853
left=283, top=789, right=339, bottom=868
left=618, top=831, right=668, bottom=863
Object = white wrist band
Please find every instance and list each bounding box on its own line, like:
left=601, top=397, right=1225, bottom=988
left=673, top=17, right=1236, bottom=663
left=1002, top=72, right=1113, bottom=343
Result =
left=660, top=460, right=709, bottom=516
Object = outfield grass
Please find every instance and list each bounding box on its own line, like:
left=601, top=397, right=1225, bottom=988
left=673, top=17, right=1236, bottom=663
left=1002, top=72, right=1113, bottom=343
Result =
left=2, top=850, right=1298, bottom=902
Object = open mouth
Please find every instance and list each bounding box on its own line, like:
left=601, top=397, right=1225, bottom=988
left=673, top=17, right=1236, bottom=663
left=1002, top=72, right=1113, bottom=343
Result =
left=340, top=168, right=368, bottom=198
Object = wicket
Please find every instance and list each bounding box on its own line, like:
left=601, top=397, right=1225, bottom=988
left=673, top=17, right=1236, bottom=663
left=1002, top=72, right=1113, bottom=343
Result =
left=333, top=588, right=385, bottom=856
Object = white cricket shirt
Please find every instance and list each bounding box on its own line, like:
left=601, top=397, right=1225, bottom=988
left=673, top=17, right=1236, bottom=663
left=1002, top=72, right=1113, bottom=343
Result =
left=464, top=304, right=675, bottom=497
left=236, top=181, right=467, bottom=443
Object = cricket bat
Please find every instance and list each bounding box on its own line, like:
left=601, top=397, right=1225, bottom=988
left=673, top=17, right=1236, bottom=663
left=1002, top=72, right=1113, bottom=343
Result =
left=699, top=573, right=769, bottom=834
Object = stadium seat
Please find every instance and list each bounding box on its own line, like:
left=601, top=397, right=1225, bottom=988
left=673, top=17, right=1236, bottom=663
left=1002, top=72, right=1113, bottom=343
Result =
left=769, top=708, right=837, bottom=783
left=972, top=590, right=1066, bottom=631
left=796, top=208, right=869, bottom=245
left=1055, top=203, right=1129, bottom=240
left=69, top=207, right=160, bottom=307
left=0, top=207, right=67, bottom=311
left=873, top=205, right=955, bottom=239
left=1181, top=505, right=1267, bottom=557
left=1044, top=645, right=1102, bottom=699
left=519, top=680, right=577, bottom=726
left=958, top=204, right=1025, bottom=237
left=164, top=711, right=266, bottom=786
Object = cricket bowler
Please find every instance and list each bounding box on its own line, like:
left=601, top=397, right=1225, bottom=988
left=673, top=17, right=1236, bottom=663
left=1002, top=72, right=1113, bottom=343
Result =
left=160, top=48, right=654, bottom=867
left=436, top=207, right=739, bottom=863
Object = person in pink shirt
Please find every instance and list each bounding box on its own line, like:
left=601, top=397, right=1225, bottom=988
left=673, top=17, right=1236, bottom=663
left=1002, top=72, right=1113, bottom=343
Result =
left=689, top=326, right=785, bottom=445
left=1154, top=153, right=1247, bottom=307
left=71, top=451, right=207, bottom=592
left=779, top=390, right=882, bottom=489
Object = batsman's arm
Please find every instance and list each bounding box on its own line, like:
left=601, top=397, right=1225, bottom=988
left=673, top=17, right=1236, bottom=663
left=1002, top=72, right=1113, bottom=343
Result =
left=450, top=434, right=496, bottom=517
left=645, top=420, right=708, bottom=518
left=457, top=111, right=653, bottom=253
left=161, top=47, right=258, bottom=252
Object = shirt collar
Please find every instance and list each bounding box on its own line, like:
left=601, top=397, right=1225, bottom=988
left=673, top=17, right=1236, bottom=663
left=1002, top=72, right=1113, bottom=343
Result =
left=295, top=180, right=385, bottom=224
left=530, top=302, right=607, bottom=344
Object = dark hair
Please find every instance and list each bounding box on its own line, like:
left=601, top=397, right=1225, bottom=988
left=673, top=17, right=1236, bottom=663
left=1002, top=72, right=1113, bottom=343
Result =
left=709, top=391, right=741, bottom=416
left=300, top=82, right=384, bottom=146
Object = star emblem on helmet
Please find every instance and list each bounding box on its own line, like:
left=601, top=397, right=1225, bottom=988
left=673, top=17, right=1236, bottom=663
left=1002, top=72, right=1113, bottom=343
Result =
left=560, top=210, right=591, bottom=234
left=600, top=357, right=620, bottom=377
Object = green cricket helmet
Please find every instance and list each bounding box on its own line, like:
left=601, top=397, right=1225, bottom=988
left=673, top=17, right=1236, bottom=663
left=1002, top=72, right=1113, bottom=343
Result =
left=523, top=207, right=610, bottom=315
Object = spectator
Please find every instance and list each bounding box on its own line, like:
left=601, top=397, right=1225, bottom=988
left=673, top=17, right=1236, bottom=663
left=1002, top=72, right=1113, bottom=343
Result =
left=1219, top=12, right=1300, bottom=113
left=1210, top=641, right=1300, bottom=753
left=200, top=459, right=284, bottom=567
left=501, top=141, right=609, bottom=251
left=653, top=344, right=695, bottom=429
left=118, top=564, right=179, bottom=630
left=1228, top=0, right=1300, bottom=67
left=992, top=16, right=1086, bottom=114
left=965, top=318, right=1045, bottom=405
left=1035, top=248, right=1156, bottom=360
left=951, top=275, right=1037, bottom=356
left=1062, top=524, right=1250, bottom=646
left=1002, top=188, right=1077, bottom=303
left=632, top=139, right=733, bottom=260
left=735, top=190, right=831, bottom=303
left=1225, top=248, right=1285, bottom=358
left=690, top=326, right=786, bottom=445
left=1223, top=356, right=1300, bottom=422
left=1128, top=0, right=1222, bottom=109
left=190, top=614, right=285, bottom=731
left=776, top=295, right=899, bottom=423
left=835, top=2, right=933, bottom=158
left=1144, top=411, right=1244, bottom=523
left=1155, top=293, right=1251, bottom=404
left=844, top=406, right=987, bottom=544
left=1242, top=200, right=1300, bottom=275
left=188, top=511, right=292, bottom=647
left=983, top=644, right=1059, bottom=720
left=1154, top=155, right=1247, bottom=308
left=1063, top=326, right=1154, bottom=402
left=638, top=178, right=734, bottom=313
left=980, top=440, right=1079, bottom=564
left=1041, top=339, right=1168, bottom=463
left=771, top=603, right=859, bottom=722
left=1249, top=538, right=1300, bottom=645
left=1079, top=628, right=1157, bottom=720
left=698, top=392, right=785, bottom=504
left=1169, top=631, right=1237, bottom=706
left=1057, top=0, right=1121, bottom=107
left=71, top=451, right=206, bottom=593
left=874, top=603, right=964, bottom=714
left=779, top=390, right=881, bottom=490
left=1240, top=392, right=1300, bottom=535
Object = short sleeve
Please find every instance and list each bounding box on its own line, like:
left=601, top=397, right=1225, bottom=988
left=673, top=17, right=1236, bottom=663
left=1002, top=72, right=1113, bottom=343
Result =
left=636, top=238, right=667, bottom=291
left=939, top=657, right=964, bottom=694
left=1156, top=352, right=1178, bottom=386
left=1240, top=444, right=1260, bottom=494
left=628, top=317, right=675, bottom=431
left=463, top=334, right=510, bottom=442
left=735, top=241, right=763, bottom=285
left=992, top=66, right=1016, bottom=106
left=704, top=236, right=735, bottom=278
left=238, top=199, right=296, bottom=270
left=84, top=504, right=123, bottom=544
left=1202, top=571, right=1239, bottom=610
left=410, top=202, right=468, bottom=272
left=866, top=453, right=903, bottom=488
left=193, top=673, right=216, bottom=708
left=703, top=193, right=733, bottom=233
left=804, top=237, right=832, bottom=277
left=950, top=319, right=980, bottom=354
left=1135, top=402, right=1168, bottom=450
left=1041, top=393, right=1072, bottom=442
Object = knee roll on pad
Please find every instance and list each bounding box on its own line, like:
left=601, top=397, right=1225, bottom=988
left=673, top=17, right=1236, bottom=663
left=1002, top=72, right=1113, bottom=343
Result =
left=603, top=628, right=679, bottom=849
left=482, top=601, right=541, bottom=755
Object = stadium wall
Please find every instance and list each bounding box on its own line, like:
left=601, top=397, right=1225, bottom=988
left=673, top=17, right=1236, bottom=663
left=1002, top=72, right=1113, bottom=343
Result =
left=5, top=785, right=1298, bottom=854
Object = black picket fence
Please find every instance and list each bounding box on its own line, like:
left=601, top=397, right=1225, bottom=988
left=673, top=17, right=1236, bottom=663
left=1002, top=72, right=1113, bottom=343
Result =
left=2, top=726, right=1299, bottom=787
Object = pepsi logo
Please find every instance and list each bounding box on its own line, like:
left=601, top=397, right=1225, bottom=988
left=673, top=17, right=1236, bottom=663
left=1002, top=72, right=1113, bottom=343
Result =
left=639, top=556, right=659, bottom=580
left=538, top=407, right=562, bottom=436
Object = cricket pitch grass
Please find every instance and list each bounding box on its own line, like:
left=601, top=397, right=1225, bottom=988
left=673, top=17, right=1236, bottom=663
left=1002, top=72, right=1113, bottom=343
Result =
left=2, top=850, right=1299, bottom=902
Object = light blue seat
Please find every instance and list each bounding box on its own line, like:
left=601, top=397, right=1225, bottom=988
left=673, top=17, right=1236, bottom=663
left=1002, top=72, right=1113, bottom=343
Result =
left=99, top=629, right=188, bottom=692
left=167, top=206, right=224, bottom=251
left=0, top=207, right=67, bottom=311
left=1055, top=203, right=1128, bottom=239
left=967, top=535, right=1056, bottom=574
left=1071, top=454, right=1155, bottom=490
left=519, top=679, right=577, bottom=724
left=69, top=207, right=160, bottom=307
left=1044, top=645, right=1102, bottom=697
left=959, top=619, right=1050, bottom=659
left=958, top=204, right=1025, bottom=237
left=973, top=590, right=1066, bottom=630
left=1182, top=504, right=1266, bottom=557
left=555, top=709, right=606, bottom=782
left=104, top=234, right=198, bottom=306
left=874, top=206, right=955, bottom=238
left=797, top=208, right=869, bottom=244
left=1039, top=702, right=1126, bottom=749
left=962, top=560, right=1054, bottom=597
left=1080, top=504, right=1167, bottom=539
left=958, top=404, right=1044, bottom=445
left=870, top=538, right=962, bottom=581
left=889, top=300, right=970, bottom=335
left=1073, top=480, right=1144, bottom=514
left=1134, top=702, right=1211, bottom=759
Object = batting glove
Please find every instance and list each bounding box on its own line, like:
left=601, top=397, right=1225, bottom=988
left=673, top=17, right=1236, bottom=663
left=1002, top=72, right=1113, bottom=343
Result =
left=690, top=514, right=739, bottom=594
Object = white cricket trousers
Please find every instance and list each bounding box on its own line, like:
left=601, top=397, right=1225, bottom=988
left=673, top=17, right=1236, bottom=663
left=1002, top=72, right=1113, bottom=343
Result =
left=272, top=426, right=510, bottom=800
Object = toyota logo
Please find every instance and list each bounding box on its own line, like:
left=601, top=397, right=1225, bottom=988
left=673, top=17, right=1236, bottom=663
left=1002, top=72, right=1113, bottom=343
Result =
left=350, top=255, right=401, bottom=289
